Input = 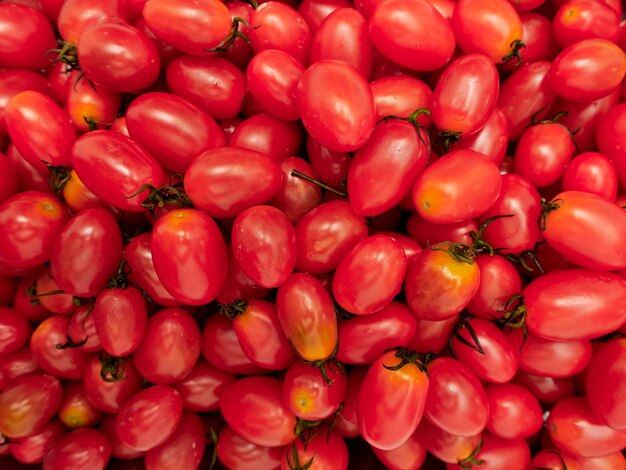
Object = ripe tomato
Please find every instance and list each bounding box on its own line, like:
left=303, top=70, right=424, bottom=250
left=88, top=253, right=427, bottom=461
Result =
left=10, top=419, right=65, bottom=465
left=368, top=0, right=455, bottom=71
left=561, top=152, right=618, bottom=201
left=371, top=430, right=427, bottom=470
left=99, top=414, right=142, bottom=460
left=445, top=432, right=531, bottom=469
left=144, top=412, right=205, bottom=470
left=452, top=108, right=509, bottom=166
left=217, top=425, right=284, bottom=470
left=370, top=75, right=433, bottom=125
left=408, top=315, right=459, bottom=355
left=57, top=0, right=129, bottom=44
left=42, top=428, right=111, bottom=470
left=595, top=103, right=626, bottom=188
left=553, top=0, right=621, bottom=48
left=281, top=429, right=349, bottom=470
left=418, top=418, right=481, bottom=464
left=34, top=269, right=75, bottom=315
left=542, top=191, right=626, bottom=270
left=484, top=383, right=543, bottom=440
left=217, top=249, right=272, bottom=305
left=306, top=135, right=351, bottom=190
left=173, top=358, right=235, bottom=413
left=357, top=348, right=429, bottom=450
left=0, top=307, right=30, bottom=355
left=65, top=75, right=121, bottom=133
left=297, top=59, right=375, bottom=152
left=513, top=370, right=575, bottom=404
left=0, top=70, right=52, bottom=135
left=67, top=304, right=101, bottom=352
left=57, top=381, right=102, bottom=429
left=270, top=157, right=322, bottom=224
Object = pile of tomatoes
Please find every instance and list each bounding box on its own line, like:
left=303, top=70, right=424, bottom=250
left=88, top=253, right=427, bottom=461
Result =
left=0, top=0, right=626, bottom=468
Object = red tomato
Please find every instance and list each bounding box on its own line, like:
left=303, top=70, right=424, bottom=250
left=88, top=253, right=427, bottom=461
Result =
left=549, top=38, right=626, bottom=102
left=357, top=349, right=429, bottom=450
left=42, top=428, right=111, bottom=470
left=408, top=315, right=459, bottom=355
left=61, top=170, right=108, bottom=213
left=298, top=0, right=352, bottom=30
left=445, top=432, right=531, bottom=470
left=512, top=12, right=558, bottom=66
left=99, top=414, right=142, bottom=460
left=151, top=208, right=228, bottom=305
left=217, top=249, right=272, bottom=305
left=561, top=151, right=618, bottom=200
left=513, top=370, right=575, bottom=404
left=0, top=307, right=30, bottom=355
left=371, top=430, right=427, bottom=470
left=57, top=381, right=102, bottom=429
left=412, top=149, right=502, bottom=224
left=220, top=376, right=297, bottom=448
left=35, top=269, right=75, bottom=315
left=65, top=75, right=121, bottom=133
left=297, top=59, right=375, bottom=152
left=0, top=3, right=57, bottom=70
left=484, top=383, right=543, bottom=440
left=57, top=0, right=129, bottom=44
left=50, top=208, right=123, bottom=298
left=370, top=75, right=433, bottom=126
left=0, top=374, right=62, bottom=438
left=270, top=157, right=322, bottom=224
left=406, top=214, right=477, bottom=247
left=173, top=358, right=235, bottom=413
left=452, top=108, right=509, bottom=166
left=10, top=419, right=65, bottom=465
left=71, top=130, right=165, bottom=212
left=306, top=135, right=351, bottom=190
left=418, top=419, right=481, bottom=464
left=596, top=103, right=626, bottom=188
left=368, top=0, right=455, bottom=71
left=553, top=0, right=621, bottom=48
left=77, top=20, right=161, bottom=93
left=0, top=347, right=39, bottom=389
left=280, top=429, right=349, bottom=470
left=67, top=304, right=101, bottom=352
left=524, top=269, right=626, bottom=340
left=144, top=412, right=205, bottom=470
left=542, top=191, right=626, bottom=270
left=116, top=385, right=183, bottom=452
left=217, top=424, right=284, bottom=470
left=0, top=70, right=52, bottom=135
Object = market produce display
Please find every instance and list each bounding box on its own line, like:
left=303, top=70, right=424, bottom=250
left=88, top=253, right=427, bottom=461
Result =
left=0, top=0, right=625, bottom=468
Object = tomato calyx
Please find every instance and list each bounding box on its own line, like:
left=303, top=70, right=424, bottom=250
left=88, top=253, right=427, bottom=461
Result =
left=47, top=40, right=80, bottom=72
left=286, top=442, right=316, bottom=470
left=29, top=289, right=88, bottom=308
left=457, top=438, right=486, bottom=469
left=437, top=130, right=462, bottom=154
left=380, top=108, right=432, bottom=150
left=290, top=170, right=347, bottom=198
left=83, top=116, right=113, bottom=131
left=106, top=259, right=130, bottom=290
left=495, top=293, right=529, bottom=351
left=501, top=39, right=526, bottom=67
left=470, top=214, right=515, bottom=256
left=504, top=242, right=545, bottom=274
left=382, top=347, right=431, bottom=376
left=451, top=319, right=485, bottom=355
left=430, top=242, right=477, bottom=265
left=207, top=425, right=219, bottom=470
left=538, top=198, right=564, bottom=231
left=301, top=341, right=345, bottom=386
left=44, top=162, right=72, bottom=195
left=126, top=173, right=193, bottom=218
left=205, top=17, right=258, bottom=53
left=218, top=298, right=249, bottom=320
left=98, top=352, right=127, bottom=383
left=55, top=335, right=88, bottom=350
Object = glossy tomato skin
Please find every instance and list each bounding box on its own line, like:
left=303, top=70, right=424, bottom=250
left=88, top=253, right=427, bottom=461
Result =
left=370, top=75, right=433, bottom=126
left=270, top=157, right=322, bottom=224
left=221, top=376, right=297, bottom=448
left=276, top=273, right=338, bottom=362
left=98, top=414, right=143, bottom=460
left=0, top=347, right=39, bottom=389
left=357, top=349, right=429, bottom=450
left=371, top=430, right=427, bottom=470
left=412, top=149, right=502, bottom=224
left=35, top=269, right=75, bottom=315
left=0, top=3, right=57, bottom=70
left=406, top=214, right=477, bottom=247
left=0, top=71, right=52, bottom=135
left=0, top=307, right=30, bottom=355
left=0, top=374, right=62, bottom=438
left=144, top=412, right=205, bottom=470
left=10, top=419, right=65, bottom=465
left=549, top=38, right=625, bottom=102
left=432, top=54, right=499, bottom=136
left=42, top=428, right=111, bottom=470
left=280, top=429, right=348, bottom=470
left=67, top=304, right=101, bottom=353
left=50, top=208, right=123, bottom=298
left=524, top=269, right=626, bottom=340
left=306, top=135, right=351, bottom=190
left=71, top=131, right=166, bottom=212
left=425, top=357, right=489, bottom=437
left=445, top=432, right=531, bottom=470
left=78, top=20, right=161, bottom=93
left=57, top=381, right=103, bottom=429
left=217, top=424, right=284, bottom=470
left=405, top=248, right=480, bottom=321
left=562, top=151, right=618, bottom=201
left=348, top=118, right=429, bottom=216
left=596, top=103, right=626, bottom=188
left=65, top=75, right=121, bottom=133
left=151, top=209, right=228, bottom=305
left=553, top=0, right=621, bottom=48
left=452, top=108, right=509, bottom=166
left=93, top=286, right=148, bottom=357
left=543, top=191, right=626, bottom=270
left=484, top=383, right=543, bottom=440
left=82, top=355, right=143, bottom=414
left=337, top=302, right=416, bottom=364
left=57, top=0, right=129, bottom=44
left=368, top=0, right=455, bottom=71
left=173, top=358, right=235, bottom=412
left=217, top=249, right=272, bottom=305
left=297, top=59, right=374, bottom=152
left=62, top=170, right=109, bottom=213
left=184, top=147, right=282, bottom=219
left=513, top=370, right=575, bottom=404
left=418, top=419, right=481, bottom=464
left=408, top=315, right=459, bottom=355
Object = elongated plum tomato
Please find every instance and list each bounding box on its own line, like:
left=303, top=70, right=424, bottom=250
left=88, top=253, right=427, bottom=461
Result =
left=368, top=0, right=455, bottom=71
left=71, top=130, right=165, bottom=212
left=412, top=149, right=502, bottom=224
left=144, top=412, right=205, bottom=470
left=50, top=208, right=123, bottom=298
left=524, top=269, right=626, bottom=340
left=432, top=54, right=499, bottom=136
left=276, top=273, right=338, bottom=362
left=151, top=209, right=228, bottom=305
left=42, top=428, right=111, bottom=470
left=0, top=192, right=68, bottom=269
left=143, top=0, right=231, bottom=55
left=484, top=383, right=543, bottom=440
left=348, top=117, right=430, bottom=217
left=10, top=419, right=66, bottom=465
left=217, top=425, right=284, bottom=470
left=220, top=376, right=297, bottom=448
left=281, top=428, right=349, bottom=470
left=357, top=348, right=429, bottom=450
left=297, top=59, right=375, bottom=152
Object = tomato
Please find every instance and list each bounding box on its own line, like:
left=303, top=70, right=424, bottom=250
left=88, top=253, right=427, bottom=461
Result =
left=549, top=38, right=625, bottom=102
left=248, top=2, right=312, bottom=64
left=405, top=247, right=480, bottom=321
left=548, top=396, right=626, bottom=458
left=406, top=214, right=477, bottom=247
left=270, top=157, right=322, bottom=224
left=513, top=370, right=575, bottom=404
left=77, top=20, right=161, bottom=93
left=71, top=131, right=166, bottom=212
left=357, top=349, right=429, bottom=450
left=57, top=381, right=102, bottom=429
left=217, top=249, right=272, bottom=305
left=30, top=315, right=91, bottom=380
left=511, top=12, right=558, bottom=67
left=220, top=1, right=256, bottom=69
left=445, top=432, right=531, bottom=470
left=348, top=118, right=429, bottom=217
left=371, top=430, right=427, bottom=470
left=12, top=273, right=50, bottom=323
left=173, top=358, right=235, bottom=413
left=426, top=357, right=489, bottom=437
left=116, top=385, right=184, bottom=452
left=62, top=170, right=108, bottom=213
left=586, top=338, right=626, bottom=430
left=0, top=307, right=30, bottom=355
left=528, top=449, right=579, bottom=470
left=408, top=315, right=459, bottom=355
left=57, top=0, right=129, bottom=44
left=595, top=103, right=626, bottom=188
left=452, top=108, right=509, bottom=166
left=0, top=71, right=52, bottom=135
left=35, top=269, right=75, bottom=315
left=524, top=269, right=626, bottom=340
left=297, top=59, right=374, bottom=152
left=369, top=0, right=455, bottom=71
left=573, top=451, right=626, bottom=470
left=283, top=360, right=347, bottom=420
left=144, top=412, right=205, bottom=470
left=543, top=191, right=626, bottom=271
left=484, top=383, right=543, bottom=440
left=298, top=0, right=351, bottom=30
left=370, top=76, right=433, bottom=126
left=306, top=136, right=351, bottom=190
left=310, top=8, right=372, bottom=77
left=418, top=419, right=481, bottom=464
left=151, top=208, right=228, bottom=305
left=220, top=376, right=297, bottom=448
left=281, top=429, right=348, bottom=470
left=450, top=318, right=518, bottom=383
left=217, top=425, right=284, bottom=470
left=42, top=428, right=111, bottom=470
left=82, top=354, right=143, bottom=414
left=0, top=374, right=62, bottom=438
left=451, top=0, right=523, bottom=64
left=125, top=92, right=225, bottom=173
left=166, top=56, right=246, bottom=121
left=10, top=419, right=65, bottom=465
left=0, top=3, right=57, bottom=70
left=561, top=152, right=617, bottom=201
left=184, top=147, right=282, bottom=219
left=0, top=347, right=39, bottom=389
left=553, top=0, right=621, bottom=48
left=276, top=273, right=338, bottom=362
left=412, top=150, right=502, bottom=224
left=98, top=414, right=143, bottom=460
left=64, top=75, right=121, bottom=133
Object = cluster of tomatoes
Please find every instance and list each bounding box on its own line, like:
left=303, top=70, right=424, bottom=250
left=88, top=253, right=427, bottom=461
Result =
left=0, top=0, right=626, bottom=468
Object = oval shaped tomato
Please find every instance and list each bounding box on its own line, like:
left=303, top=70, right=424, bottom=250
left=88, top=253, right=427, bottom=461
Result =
left=369, top=0, right=455, bottom=71
left=173, top=358, right=235, bottom=413
left=65, top=74, right=121, bottom=133
left=452, top=108, right=509, bottom=166
left=412, top=149, right=502, bottom=224
left=42, top=428, right=111, bottom=470
left=408, top=315, right=459, bottom=355
left=513, top=370, right=575, bottom=404
left=484, top=383, right=543, bottom=440
left=418, top=419, right=481, bottom=464
left=561, top=151, right=618, bottom=200
left=297, top=59, right=375, bottom=152
left=99, top=414, right=142, bottom=460
left=358, top=349, right=429, bottom=450
left=0, top=307, right=30, bottom=355
left=596, top=102, right=626, bottom=188
left=151, top=208, right=228, bottom=305
left=35, top=269, right=75, bottom=316
left=370, top=75, right=433, bottom=125
left=446, top=432, right=531, bottom=470
left=217, top=425, right=284, bottom=470
left=270, top=157, right=322, bottom=224
left=67, top=304, right=101, bottom=353
left=184, top=147, right=282, bottom=219
left=280, top=428, right=348, bottom=470
left=553, top=0, right=621, bottom=48
left=57, top=381, right=102, bottom=429
left=10, top=419, right=65, bottom=465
